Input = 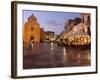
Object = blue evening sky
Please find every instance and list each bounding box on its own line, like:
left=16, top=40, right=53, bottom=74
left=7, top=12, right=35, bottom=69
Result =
left=23, top=10, right=81, bottom=35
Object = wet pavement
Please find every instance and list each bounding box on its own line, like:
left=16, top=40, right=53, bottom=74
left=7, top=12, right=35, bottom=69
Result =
left=23, top=43, right=91, bottom=69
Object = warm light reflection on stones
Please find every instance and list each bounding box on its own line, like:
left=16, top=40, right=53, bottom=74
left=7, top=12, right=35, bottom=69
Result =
left=23, top=43, right=91, bottom=69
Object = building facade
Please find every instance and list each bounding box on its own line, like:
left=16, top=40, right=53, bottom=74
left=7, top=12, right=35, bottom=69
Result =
left=81, top=13, right=91, bottom=35
left=61, top=13, right=90, bottom=38
left=60, top=13, right=91, bottom=45
left=23, top=14, right=40, bottom=45
left=40, top=28, right=45, bottom=42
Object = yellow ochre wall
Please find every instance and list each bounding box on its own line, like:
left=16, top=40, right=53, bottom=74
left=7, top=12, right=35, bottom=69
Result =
left=23, top=14, right=40, bottom=44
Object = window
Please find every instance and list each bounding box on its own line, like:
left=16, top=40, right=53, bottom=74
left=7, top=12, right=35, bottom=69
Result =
left=88, top=16, right=90, bottom=24
left=83, top=28, right=85, bottom=33
left=31, top=27, right=34, bottom=31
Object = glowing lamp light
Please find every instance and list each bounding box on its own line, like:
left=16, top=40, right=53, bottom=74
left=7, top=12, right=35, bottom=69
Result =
left=84, top=38, right=87, bottom=43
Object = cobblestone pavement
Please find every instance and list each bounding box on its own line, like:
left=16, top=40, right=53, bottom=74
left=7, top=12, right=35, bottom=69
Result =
left=23, top=43, right=91, bottom=69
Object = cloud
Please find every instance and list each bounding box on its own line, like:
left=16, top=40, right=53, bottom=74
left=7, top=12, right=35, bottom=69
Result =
left=44, top=20, right=64, bottom=35
left=46, top=20, right=62, bottom=26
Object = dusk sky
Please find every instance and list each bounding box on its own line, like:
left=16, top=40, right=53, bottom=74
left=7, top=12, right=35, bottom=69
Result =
left=23, top=10, right=81, bottom=35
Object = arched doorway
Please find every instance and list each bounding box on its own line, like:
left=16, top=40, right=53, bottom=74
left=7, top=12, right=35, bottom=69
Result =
left=30, top=36, right=34, bottom=43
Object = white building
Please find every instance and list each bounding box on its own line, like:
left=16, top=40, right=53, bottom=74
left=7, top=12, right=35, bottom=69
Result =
left=60, top=13, right=91, bottom=45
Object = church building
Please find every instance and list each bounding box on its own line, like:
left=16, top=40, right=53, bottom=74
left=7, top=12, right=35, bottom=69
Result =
left=23, top=14, right=40, bottom=45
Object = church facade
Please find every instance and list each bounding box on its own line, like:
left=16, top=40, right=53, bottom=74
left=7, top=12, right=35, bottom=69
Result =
left=23, top=14, right=40, bottom=45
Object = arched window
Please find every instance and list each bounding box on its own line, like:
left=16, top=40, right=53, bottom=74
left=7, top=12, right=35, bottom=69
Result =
left=83, top=28, right=85, bottom=33
left=31, top=27, right=34, bottom=31
left=88, top=16, right=90, bottom=24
